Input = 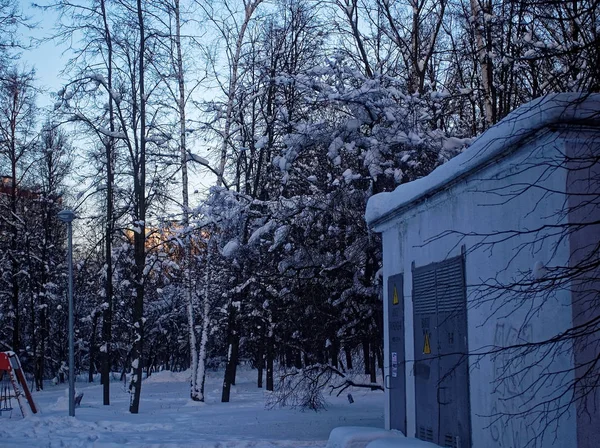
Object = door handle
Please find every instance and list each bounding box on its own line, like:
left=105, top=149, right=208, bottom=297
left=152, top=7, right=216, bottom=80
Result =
left=385, top=374, right=391, bottom=389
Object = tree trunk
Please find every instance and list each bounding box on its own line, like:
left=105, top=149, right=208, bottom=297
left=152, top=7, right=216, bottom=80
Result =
left=10, top=146, right=20, bottom=354
left=471, top=0, right=495, bottom=127
left=146, top=355, right=155, bottom=378
left=27, top=233, right=36, bottom=381
left=195, top=243, right=213, bottom=402
left=266, top=335, right=274, bottom=391
left=369, top=343, right=377, bottom=385
left=363, top=339, right=370, bottom=375
left=345, top=346, right=353, bottom=370
left=257, top=332, right=264, bottom=388
left=99, top=0, right=115, bottom=407
left=285, top=345, right=294, bottom=368
left=172, top=0, right=200, bottom=402
left=294, top=350, right=302, bottom=369
left=221, top=303, right=238, bottom=402
left=343, top=0, right=372, bottom=77
left=331, top=339, right=340, bottom=369
left=89, top=313, right=98, bottom=383
left=37, top=224, right=49, bottom=391
left=231, top=335, right=239, bottom=386
left=129, top=0, right=147, bottom=415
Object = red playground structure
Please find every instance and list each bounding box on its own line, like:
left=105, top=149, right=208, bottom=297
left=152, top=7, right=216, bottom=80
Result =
left=0, top=351, right=38, bottom=417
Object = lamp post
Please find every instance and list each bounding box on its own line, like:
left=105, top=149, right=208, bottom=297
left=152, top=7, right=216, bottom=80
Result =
left=57, top=209, right=76, bottom=417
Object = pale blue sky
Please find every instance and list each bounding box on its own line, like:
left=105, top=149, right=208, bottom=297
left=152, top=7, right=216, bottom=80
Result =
left=22, top=2, right=67, bottom=108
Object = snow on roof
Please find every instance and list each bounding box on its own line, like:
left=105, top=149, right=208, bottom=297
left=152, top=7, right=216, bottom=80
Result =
left=366, top=93, right=600, bottom=228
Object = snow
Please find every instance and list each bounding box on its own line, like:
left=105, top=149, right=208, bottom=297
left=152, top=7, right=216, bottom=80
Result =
left=88, top=72, right=107, bottom=85
left=222, top=239, right=240, bottom=257
left=145, top=135, right=168, bottom=145
left=328, top=137, right=344, bottom=161
left=327, top=426, right=439, bottom=448
left=187, top=152, right=210, bottom=166
left=270, top=225, right=290, bottom=251
left=1, top=367, right=384, bottom=447
left=342, top=169, right=361, bottom=183
left=98, top=127, right=127, bottom=139
left=326, top=426, right=402, bottom=448
left=429, top=90, right=450, bottom=100
left=442, top=136, right=473, bottom=151
left=366, top=93, right=600, bottom=227
left=248, top=220, right=276, bottom=244
left=366, top=437, right=440, bottom=448
left=109, top=88, right=121, bottom=103
left=346, top=119, right=361, bottom=131
left=255, top=136, right=268, bottom=149
left=325, top=426, right=446, bottom=448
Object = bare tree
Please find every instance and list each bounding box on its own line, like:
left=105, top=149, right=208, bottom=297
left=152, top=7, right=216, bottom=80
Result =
left=151, top=0, right=207, bottom=401
left=196, top=0, right=264, bottom=187
left=268, top=364, right=383, bottom=411
left=98, top=0, right=116, bottom=407
left=0, top=0, right=29, bottom=67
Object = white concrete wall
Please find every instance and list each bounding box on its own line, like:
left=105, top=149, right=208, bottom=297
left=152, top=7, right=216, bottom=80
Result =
left=379, top=131, right=578, bottom=447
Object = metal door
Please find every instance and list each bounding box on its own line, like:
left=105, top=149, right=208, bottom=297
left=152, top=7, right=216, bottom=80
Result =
left=413, top=256, right=471, bottom=448
left=436, top=257, right=470, bottom=448
left=388, top=273, right=406, bottom=434
left=413, top=264, right=438, bottom=443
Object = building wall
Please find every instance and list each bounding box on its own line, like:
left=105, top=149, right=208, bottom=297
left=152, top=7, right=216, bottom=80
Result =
left=380, top=130, right=582, bottom=447
left=566, top=133, right=600, bottom=448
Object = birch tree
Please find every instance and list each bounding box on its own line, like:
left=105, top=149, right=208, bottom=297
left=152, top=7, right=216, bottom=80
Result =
left=197, top=0, right=264, bottom=187
left=152, top=0, right=205, bottom=401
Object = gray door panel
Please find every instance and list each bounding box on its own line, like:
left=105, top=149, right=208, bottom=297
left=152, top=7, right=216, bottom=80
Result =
left=413, top=265, right=438, bottom=443
left=388, top=273, right=406, bottom=434
left=437, top=258, right=470, bottom=448
left=413, top=256, right=471, bottom=448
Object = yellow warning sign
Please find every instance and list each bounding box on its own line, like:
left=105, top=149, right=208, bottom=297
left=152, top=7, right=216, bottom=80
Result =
left=423, top=332, right=431, bottom=354
left=392, top=287, right=399, bottom=305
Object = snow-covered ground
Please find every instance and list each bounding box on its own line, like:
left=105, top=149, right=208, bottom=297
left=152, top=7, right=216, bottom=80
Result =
left=1, top=367, right=384, bottom=447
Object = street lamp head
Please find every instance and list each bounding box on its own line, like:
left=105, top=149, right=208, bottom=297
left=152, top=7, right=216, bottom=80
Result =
left=57, top=209, right=76, bottom=223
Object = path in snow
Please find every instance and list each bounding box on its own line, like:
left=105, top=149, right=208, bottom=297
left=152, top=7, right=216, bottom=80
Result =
left=1, top=367, right=384, bottom=447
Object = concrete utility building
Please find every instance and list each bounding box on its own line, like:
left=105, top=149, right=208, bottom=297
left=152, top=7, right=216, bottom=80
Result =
left=366, top=94, right=600, bottom=448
